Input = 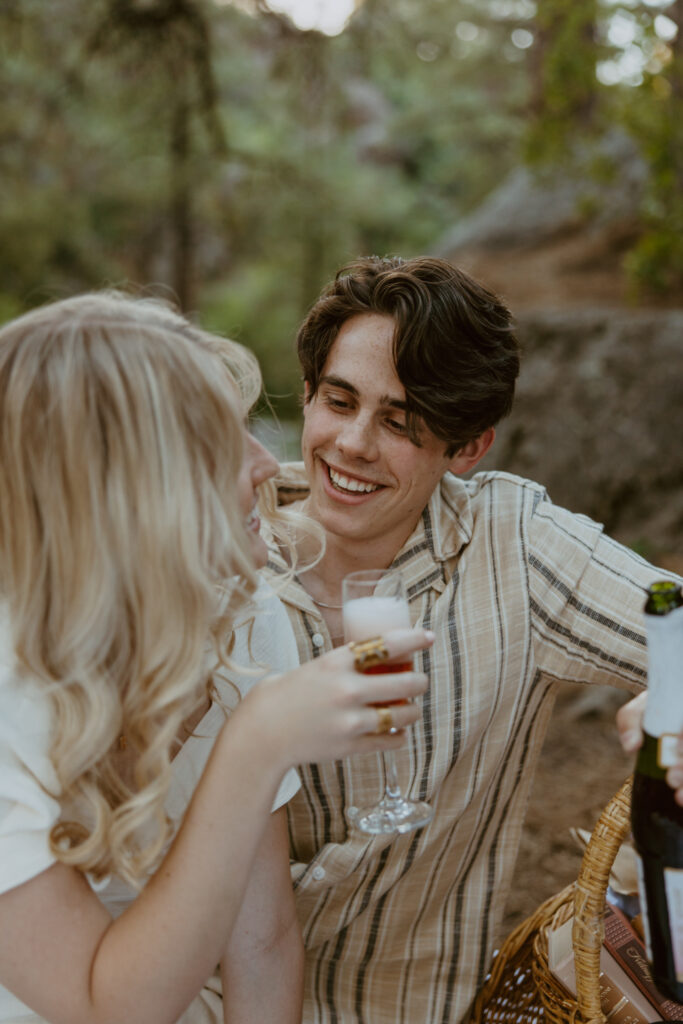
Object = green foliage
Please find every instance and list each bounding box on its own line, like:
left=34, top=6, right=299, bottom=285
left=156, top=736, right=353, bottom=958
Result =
left=517, top=0, right=683, bottom=298
left=523, top=0, right=606, bottom=164
left=619, top=46, right=683, bottom=295
left=1, top=0, right=682, bottom=407
left=201, top=266, right=304, bottom=416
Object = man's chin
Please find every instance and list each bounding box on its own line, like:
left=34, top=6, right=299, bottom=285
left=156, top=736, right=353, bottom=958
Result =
left=314, top=504, right=374, bottom=541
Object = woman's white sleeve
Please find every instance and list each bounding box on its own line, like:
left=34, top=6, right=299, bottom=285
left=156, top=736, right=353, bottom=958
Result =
left=225, top=584, right=303, bottom=809
left=0, top=670, right=60, bottom=894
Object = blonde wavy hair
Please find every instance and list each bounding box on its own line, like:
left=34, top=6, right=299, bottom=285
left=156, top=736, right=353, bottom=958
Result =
left=0, top=291, right=262, bottom=888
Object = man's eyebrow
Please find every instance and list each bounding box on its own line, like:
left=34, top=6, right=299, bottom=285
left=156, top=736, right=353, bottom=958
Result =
left=379, top=394, right=408, bottom=411
left=320, top=375, right=407, bottom=410
left=320, top=374, right=358, bottom=396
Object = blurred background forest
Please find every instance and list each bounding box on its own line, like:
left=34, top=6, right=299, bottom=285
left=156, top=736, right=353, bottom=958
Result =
left=2, top=0, right=682, bottom=413
left=2, top=0, right=683, bottom=937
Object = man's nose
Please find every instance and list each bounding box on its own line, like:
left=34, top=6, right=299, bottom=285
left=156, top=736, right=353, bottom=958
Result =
left=336, top=415, right=378, bottom=460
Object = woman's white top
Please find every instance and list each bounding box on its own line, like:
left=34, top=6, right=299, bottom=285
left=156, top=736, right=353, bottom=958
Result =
left=0, top=584, right=300, bottom=1022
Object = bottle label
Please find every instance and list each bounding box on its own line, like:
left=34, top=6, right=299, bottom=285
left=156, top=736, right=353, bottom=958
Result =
left=659, top=734, right=681, bottom=769
left=643, top=605, right=683, bottom=740
left=636, top=854, right=654, bottom=961
left=664, top=866, right=683, bottom=982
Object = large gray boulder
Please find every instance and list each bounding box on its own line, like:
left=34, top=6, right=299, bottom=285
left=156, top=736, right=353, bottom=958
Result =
left=436, top=131, right=648, bottom=255
left=477, top=307, right=683, bottom=556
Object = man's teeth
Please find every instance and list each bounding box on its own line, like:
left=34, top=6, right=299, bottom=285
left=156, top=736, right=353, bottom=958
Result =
left=329, top=467, right=380, bottom=493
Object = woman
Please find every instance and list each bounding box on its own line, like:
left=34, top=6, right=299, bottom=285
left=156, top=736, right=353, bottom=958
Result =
left=0, top=292, right=432, bottom=1024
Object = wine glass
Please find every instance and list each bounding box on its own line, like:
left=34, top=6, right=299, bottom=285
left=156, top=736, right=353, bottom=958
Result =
left=342, top=568, right=433, bottom=835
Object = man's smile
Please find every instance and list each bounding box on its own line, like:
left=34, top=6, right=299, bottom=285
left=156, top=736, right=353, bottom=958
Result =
left=321, top=459, right=385, bottom=500
left=328, top=464, right=382, bottom=494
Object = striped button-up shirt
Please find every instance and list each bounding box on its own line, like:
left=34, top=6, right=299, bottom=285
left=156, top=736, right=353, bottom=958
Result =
left=264, top=464, right=664, bottom=1024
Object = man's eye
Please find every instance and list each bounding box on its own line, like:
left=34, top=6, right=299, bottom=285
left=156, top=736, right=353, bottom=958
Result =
left=386, top=418, right=408, bottom=434
left=324, top=395, right=351, bottom=410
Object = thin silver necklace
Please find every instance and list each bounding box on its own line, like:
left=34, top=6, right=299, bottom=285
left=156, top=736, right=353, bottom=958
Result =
left=310, top=595, right=344, bottom=610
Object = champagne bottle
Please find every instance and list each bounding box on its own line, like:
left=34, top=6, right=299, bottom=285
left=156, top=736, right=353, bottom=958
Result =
left=631, top=580, right=683, bottom=1003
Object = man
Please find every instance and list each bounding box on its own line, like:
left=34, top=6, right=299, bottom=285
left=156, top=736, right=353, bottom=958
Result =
left=262, top=256, right=677, bottom=1023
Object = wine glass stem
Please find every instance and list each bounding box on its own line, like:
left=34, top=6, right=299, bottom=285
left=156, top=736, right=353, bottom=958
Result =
left=382, top=750, right=403, bottom=803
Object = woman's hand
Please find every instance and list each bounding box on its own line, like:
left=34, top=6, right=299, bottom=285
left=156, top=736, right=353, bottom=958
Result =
left=616, top=691, right=683, bottom=806
left=242, top=627, right=434, bottom=769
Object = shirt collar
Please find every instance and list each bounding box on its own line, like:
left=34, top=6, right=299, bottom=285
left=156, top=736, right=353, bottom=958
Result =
left=391, top=473, right=473, bottom=598
left=263, top=463, right=474, bottom=608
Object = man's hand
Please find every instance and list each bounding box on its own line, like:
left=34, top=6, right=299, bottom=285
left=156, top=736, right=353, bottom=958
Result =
left=615, top=691, right=646, bottom=754
left=616, top=691, right=683, bottom=806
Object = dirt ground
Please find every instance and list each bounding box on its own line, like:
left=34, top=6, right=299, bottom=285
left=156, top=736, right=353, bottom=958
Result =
left=500, top=681, right=633, bottom=937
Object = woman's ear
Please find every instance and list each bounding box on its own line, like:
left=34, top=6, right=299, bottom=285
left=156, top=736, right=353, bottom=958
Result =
left=448, top=427, right=495, bottom=476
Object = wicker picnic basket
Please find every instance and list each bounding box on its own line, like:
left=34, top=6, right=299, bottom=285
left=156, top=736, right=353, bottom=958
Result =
left=465, top=776, right=633, bottom=1024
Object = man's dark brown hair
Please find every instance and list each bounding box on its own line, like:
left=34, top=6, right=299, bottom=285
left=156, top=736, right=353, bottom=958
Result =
left=297, top=255, right=520, bottom=456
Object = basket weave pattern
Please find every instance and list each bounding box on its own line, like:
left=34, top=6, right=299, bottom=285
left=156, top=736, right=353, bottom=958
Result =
left=466, top=777, right=633, bottom=1024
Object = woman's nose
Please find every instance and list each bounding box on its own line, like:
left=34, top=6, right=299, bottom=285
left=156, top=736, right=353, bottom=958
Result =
left=249, top=434, right=279, bottom=485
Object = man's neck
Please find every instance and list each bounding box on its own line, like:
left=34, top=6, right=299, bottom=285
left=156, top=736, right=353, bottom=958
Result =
left=323, top=529, right=398, bottom=575
left=298, top=520, right=411, bottom=608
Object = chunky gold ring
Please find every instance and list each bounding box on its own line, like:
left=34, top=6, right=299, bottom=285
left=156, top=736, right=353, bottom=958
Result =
left=349, top=636, right=389, bottom=672
left=375, top=707, right=394, bottom=734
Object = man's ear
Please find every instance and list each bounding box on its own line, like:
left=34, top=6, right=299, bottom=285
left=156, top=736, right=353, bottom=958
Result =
left=448, top=427, right=495, bottom=476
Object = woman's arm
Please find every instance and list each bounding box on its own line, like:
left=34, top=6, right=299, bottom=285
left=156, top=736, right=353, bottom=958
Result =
left=0, top=628, right=432, bottom=1024
left=221, top=806, right=303, bottom=1024
left=0, top=707, right=285, bottom=1024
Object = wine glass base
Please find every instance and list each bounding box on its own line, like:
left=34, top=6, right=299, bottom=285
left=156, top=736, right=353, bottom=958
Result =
left=347, top=799, right=433, bottom=835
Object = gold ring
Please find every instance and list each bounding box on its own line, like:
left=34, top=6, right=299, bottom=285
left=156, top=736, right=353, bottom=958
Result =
left=375, top=707, right=394, bottom=734
left=349, top=636, right=389, bottom=672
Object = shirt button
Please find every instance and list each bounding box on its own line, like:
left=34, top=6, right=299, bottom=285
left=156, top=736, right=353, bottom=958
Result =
left=311, top=633, right=325, bottom=648
left=312, top=865, right=326, bottom=881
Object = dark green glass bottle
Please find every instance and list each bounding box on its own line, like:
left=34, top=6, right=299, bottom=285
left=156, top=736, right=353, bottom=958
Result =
left=631, top=580, right=683, bottom=1003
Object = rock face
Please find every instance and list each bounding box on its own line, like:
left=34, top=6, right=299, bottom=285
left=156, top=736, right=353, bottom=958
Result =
left=475, top=307, right=683, bottom=557
left=436, top=131, right=648, bottom=256
left=437, top=139, right=683, bottom=560
left=435, top=131, right=659, bottom=312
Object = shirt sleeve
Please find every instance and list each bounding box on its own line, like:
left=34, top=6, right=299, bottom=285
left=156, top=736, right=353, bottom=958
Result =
left=272, top=766, right=301, bottom=810
left=0, top=653, right=60, bottom=894
left=527, top=491, right=680, bottom=692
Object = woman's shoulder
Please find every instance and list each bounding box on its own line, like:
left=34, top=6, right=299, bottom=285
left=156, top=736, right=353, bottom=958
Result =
left=233, top=581, right=299, bottom=675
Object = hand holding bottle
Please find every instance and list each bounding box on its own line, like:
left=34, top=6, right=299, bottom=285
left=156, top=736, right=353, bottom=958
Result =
left=620, top=580, right=683, bottom=1003
left=617, top=690, right=683, bottom=806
